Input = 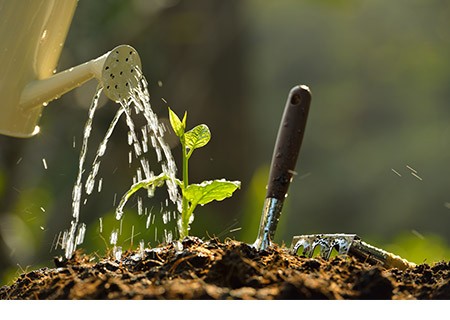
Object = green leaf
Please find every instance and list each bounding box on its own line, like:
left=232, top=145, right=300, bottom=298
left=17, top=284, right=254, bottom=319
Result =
left=168, top=107, right=186, bottom=137
left=185, top=124, right=211, bottom=150
left=185, top=179, right=240, bottom=206
left=182, top=112, right=187, bottom=128
left=116, top=173, right=170, bottom=219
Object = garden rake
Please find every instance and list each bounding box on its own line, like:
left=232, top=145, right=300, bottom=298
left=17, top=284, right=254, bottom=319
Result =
left=253, top=85, right=415, bottom=270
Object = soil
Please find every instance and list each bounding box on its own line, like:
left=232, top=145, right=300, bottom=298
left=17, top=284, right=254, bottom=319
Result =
left=1, top=237, right=449, bottom=300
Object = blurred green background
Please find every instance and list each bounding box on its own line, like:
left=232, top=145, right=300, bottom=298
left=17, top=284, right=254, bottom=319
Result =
left=1, top=0, right=450, bottom=284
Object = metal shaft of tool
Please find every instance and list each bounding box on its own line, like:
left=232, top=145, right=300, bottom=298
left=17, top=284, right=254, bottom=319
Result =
left=348, top=238, right=415, bottom=270
left=253, top=85, right=311, bottom=250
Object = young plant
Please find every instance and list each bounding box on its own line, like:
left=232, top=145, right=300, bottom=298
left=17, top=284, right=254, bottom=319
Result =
left=117, top=108, right=240, bottom=240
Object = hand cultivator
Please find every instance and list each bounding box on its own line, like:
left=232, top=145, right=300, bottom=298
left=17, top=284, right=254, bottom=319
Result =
left=253, top=85, right=415, bottom=270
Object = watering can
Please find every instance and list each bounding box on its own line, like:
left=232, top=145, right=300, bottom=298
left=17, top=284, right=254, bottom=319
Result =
left=0, top=0, right=142, bottom=138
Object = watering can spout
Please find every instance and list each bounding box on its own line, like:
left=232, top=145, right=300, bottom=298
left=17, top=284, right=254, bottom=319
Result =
left=19, top=54, right=108, bottom=112
left=0, top=0, right=142, bottom=138
left=19, top=45, right=142, bottom=111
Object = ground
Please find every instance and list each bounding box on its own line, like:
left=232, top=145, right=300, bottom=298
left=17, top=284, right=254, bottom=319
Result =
left=1, top=237, right=449, bottom=299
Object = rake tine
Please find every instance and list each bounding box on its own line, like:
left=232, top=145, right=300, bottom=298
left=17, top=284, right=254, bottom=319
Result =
left=304, top=243, right=315, bottom=258
left=290, top=233, right=415, bottom=270
left=319, top=240, right=333, bottom=260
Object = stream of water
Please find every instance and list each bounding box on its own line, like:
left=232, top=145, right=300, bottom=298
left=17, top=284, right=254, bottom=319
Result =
left=61, top=68, right=181, bottom=259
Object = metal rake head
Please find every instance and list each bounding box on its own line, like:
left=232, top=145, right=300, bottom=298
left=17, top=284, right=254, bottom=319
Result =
left=290, top=233, right=415, bottom=270
left=291, top=233, right=359, bottom=259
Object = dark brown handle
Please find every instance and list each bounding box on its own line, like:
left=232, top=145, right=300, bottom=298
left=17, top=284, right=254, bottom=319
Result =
left=266, top=85, right=311, bottom=200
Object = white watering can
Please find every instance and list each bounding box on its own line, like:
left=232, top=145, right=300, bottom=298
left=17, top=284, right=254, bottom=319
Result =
left=0, top=0, right=142, bottom=138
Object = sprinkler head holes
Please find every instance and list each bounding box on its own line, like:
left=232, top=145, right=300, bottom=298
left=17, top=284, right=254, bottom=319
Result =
left=101, top=45, right=142, bottom=102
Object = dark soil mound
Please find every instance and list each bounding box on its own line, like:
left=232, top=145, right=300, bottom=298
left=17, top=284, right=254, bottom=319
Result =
left=1, top=237, right=449, bottom=299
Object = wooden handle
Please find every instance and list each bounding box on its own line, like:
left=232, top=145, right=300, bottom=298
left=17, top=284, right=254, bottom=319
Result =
left=266, top=85, right=311, bottom=200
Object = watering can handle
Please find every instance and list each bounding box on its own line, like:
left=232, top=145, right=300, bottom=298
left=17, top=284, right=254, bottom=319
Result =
left=266, top=85, right=311, bottom=200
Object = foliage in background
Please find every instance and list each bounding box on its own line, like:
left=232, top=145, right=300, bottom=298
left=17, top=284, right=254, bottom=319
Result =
left=383, top=232, right=450, bottom=265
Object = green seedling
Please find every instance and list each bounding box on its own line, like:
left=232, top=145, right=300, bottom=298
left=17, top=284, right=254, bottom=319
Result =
left=117, top=108, right=240, bottom=240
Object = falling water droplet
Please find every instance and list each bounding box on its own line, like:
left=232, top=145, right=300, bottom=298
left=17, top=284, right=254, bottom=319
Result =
left=391, top=168, right=402, bottom=177
left=127, top=131, right=133, bottom=146
left=114, top=246, right=122, bottom=261
left=139, top=239, right=145, bottom=258
left=76, top=223, right=86, bottom=245
left=110, top=229, right=118, bottom=245
left=162, top=211, right=169, bottom=224
left=98, top=178, right=103, bottom=193
left=146, top=213, right=152, bottom=229
left=99, top=217, right=103, bottom=233
left=137, top=197, right=143, bottom=215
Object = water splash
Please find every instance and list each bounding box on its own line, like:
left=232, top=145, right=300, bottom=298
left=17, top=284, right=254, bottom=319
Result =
left=127, top=69, right=179, bottom=208
left=62, top=86, right=102, bottom=259
left=61, top=67, right=181, bottom=259
left=85, top=107, right=124, bottom=196
left=72, top=86, right=102, bottom=221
